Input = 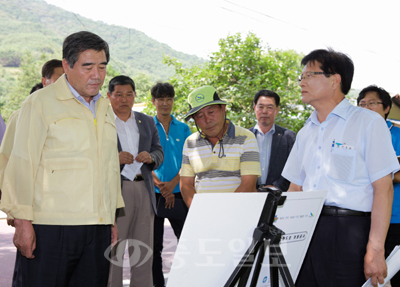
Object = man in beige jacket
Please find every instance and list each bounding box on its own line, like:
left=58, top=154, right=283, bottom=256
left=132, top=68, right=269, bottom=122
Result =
left=0, top=31, right=124, bottom=287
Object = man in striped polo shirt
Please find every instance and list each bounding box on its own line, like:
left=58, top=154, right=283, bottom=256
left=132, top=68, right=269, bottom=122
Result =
left=180, top=86, right=261, bottom=208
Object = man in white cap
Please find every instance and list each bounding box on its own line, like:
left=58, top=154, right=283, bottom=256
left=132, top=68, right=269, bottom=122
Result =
left=180, top=86, right=261, bottom=208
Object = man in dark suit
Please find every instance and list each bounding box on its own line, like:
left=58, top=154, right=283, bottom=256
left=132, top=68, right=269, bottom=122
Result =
left=249, top=90, right=296, bottom=191
left=107, top=75, right=164, bottom=287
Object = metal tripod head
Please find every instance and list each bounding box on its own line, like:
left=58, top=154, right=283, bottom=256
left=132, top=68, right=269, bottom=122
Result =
left=257, top=186, right=287, bottom=227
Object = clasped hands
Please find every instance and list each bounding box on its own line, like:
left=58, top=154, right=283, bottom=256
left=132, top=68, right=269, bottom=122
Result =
left=119, top=151, right=153, bottom=165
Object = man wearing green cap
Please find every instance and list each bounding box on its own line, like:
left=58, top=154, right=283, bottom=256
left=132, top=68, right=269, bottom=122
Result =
left=180, top=86, right=261, bottom=208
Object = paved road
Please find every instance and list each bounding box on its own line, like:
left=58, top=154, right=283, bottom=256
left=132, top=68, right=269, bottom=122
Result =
left=0, top=219, right=15, bottom=286
left=0, top=216, right=177, bottom=286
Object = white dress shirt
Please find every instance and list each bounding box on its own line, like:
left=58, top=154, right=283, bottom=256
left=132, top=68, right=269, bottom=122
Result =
left=283, top=98, right=400, bottom=211
left=115, top=111, right=141, bottom=180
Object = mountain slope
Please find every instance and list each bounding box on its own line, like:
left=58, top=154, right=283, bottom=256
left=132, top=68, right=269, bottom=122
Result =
left=0, top=0, right=205, bottom=80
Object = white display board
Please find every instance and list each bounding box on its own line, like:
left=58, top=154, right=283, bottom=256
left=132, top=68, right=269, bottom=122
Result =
left=167, top=191, right=327, bottom=287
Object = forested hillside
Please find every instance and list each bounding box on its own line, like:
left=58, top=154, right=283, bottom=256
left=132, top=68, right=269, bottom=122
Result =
left=0, top=0, right=205, bottom=79
left=0, top=0, right=206, bottom=120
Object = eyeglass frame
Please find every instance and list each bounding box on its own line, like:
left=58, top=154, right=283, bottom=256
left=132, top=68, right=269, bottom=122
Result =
left=297, top=71, right=332, bottom=84
left=358, top=101, right=383, bottom=108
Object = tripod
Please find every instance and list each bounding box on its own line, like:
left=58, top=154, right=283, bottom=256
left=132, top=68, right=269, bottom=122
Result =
left=224, top=187, right=295, bottom=287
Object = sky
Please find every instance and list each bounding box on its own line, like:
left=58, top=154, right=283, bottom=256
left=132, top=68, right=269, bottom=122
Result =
left=44, top=0, right=400, bottom=94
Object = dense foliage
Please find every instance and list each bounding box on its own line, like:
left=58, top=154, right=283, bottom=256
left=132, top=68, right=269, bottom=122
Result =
left=145, top=33, right=312, bottom=133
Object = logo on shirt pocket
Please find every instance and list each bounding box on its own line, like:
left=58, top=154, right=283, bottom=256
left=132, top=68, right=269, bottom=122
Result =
left=328, top=147, right=356, bottom=182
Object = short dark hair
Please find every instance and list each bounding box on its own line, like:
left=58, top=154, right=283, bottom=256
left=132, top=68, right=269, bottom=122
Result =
left=301, top=48, right=354, bottom=95
left=151, top=82, right=175, bottom=99
left=108, top=75, right=135, bottom=94
left=63, top=31, right=110, bottom=68
left=253, top=90, right=280, bottom=106
left=30, top=83, right=43, bottom=94
left=357, top=85, right=392, bottom=119
left=41, top=59, right=62, bottom=79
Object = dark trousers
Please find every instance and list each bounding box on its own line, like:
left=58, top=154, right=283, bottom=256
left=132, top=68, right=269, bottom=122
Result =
left=152, top=192, right=186, bottom=287
left=385, top=223, right=400, bottom=286
left=296, top=214, right=370, bottom=287
left=13, top=224, right=111, bottom=287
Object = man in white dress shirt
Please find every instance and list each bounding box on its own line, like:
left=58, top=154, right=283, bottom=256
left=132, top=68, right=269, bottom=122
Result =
left=282, top=48, right=399, bottom=287
left=107, top=75, right=163, bottom=287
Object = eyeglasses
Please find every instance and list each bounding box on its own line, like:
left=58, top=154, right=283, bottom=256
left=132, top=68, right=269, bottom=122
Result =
left=359, top=101, right=383, bottom=108
left=297, top=71, right=331, bottom=84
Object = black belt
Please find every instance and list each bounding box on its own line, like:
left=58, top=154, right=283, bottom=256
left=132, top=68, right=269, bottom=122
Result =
left=133, top=174, right=144, bottom=182
left=122, top=174, right=144, bottom=182
left=322, top=206, right=371, bottom=217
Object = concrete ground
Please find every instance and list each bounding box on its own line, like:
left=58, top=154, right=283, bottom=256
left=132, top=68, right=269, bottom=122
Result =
left=1, top=211, right=393, bottom=287
left=0, top=211, right=177, bottom=286
left=0, top=214, right=15, bottom=286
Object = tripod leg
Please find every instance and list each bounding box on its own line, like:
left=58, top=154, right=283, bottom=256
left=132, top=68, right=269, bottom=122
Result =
left=249, top=240, right=267, bottom=287
left=270, top=244, right=295, bottom=287
left=237, top=268, right=251, bottom=287
left=224, top=240, right=262, bottom=287
left=270, top=248, right=279, bottom=287
left=238, top=240, right=264, bottom=287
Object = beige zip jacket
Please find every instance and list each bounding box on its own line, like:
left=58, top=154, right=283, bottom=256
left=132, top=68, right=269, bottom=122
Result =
left=0, top=75, right=124, bottom=225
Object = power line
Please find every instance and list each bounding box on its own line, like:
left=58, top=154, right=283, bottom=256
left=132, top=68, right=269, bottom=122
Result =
left=220, top=6, right=263, bottom=23
left=221, top=0, right=400, bottom=64
left=72, top=12, right=88, bottom=30
left=223, top=0, right=308, bottom=31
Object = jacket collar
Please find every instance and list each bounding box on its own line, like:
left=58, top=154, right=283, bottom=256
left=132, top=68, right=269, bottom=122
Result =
left=55, top=74, right=102, bottom=103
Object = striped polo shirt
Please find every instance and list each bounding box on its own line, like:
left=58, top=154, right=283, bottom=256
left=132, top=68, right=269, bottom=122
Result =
left=181, top=120, right=261, bottom=193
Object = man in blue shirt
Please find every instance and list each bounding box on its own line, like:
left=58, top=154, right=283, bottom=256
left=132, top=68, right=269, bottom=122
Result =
left=357, top=85, right=400, bottom=286
left=151, top=83, right=192, bottom=287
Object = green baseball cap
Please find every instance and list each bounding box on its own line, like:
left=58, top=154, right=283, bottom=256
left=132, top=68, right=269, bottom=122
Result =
left=184, top=86, right=228, bottom=120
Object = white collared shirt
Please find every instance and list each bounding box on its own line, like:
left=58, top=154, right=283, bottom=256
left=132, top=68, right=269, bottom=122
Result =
left=282, top=98, right=399, bottom=211
left=114, top=111, right=141, bottom=179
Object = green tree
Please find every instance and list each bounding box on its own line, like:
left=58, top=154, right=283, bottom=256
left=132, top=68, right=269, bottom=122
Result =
left=145, top=32, right=312, bottom=133
left=0, top=51, right=43, bottom=121
left=132, top=73, right=153, bottom=103
left=100, top=65, right=120, bottom=98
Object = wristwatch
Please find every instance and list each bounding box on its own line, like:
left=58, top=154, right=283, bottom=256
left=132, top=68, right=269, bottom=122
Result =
left=150, top=154, right=155, bottom=163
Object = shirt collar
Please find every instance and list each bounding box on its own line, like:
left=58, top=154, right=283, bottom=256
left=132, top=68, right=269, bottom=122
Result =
left=308, top=97, right=350, bottom=125
left=114, top=110, right=135, bottom=122
left=154, top=114, right=177, bottom=125
left=387, top=120, right=394, bottom=129
left=65, top=75, right=102, bottom=103
left=254, top=123, right=275, bottom=135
